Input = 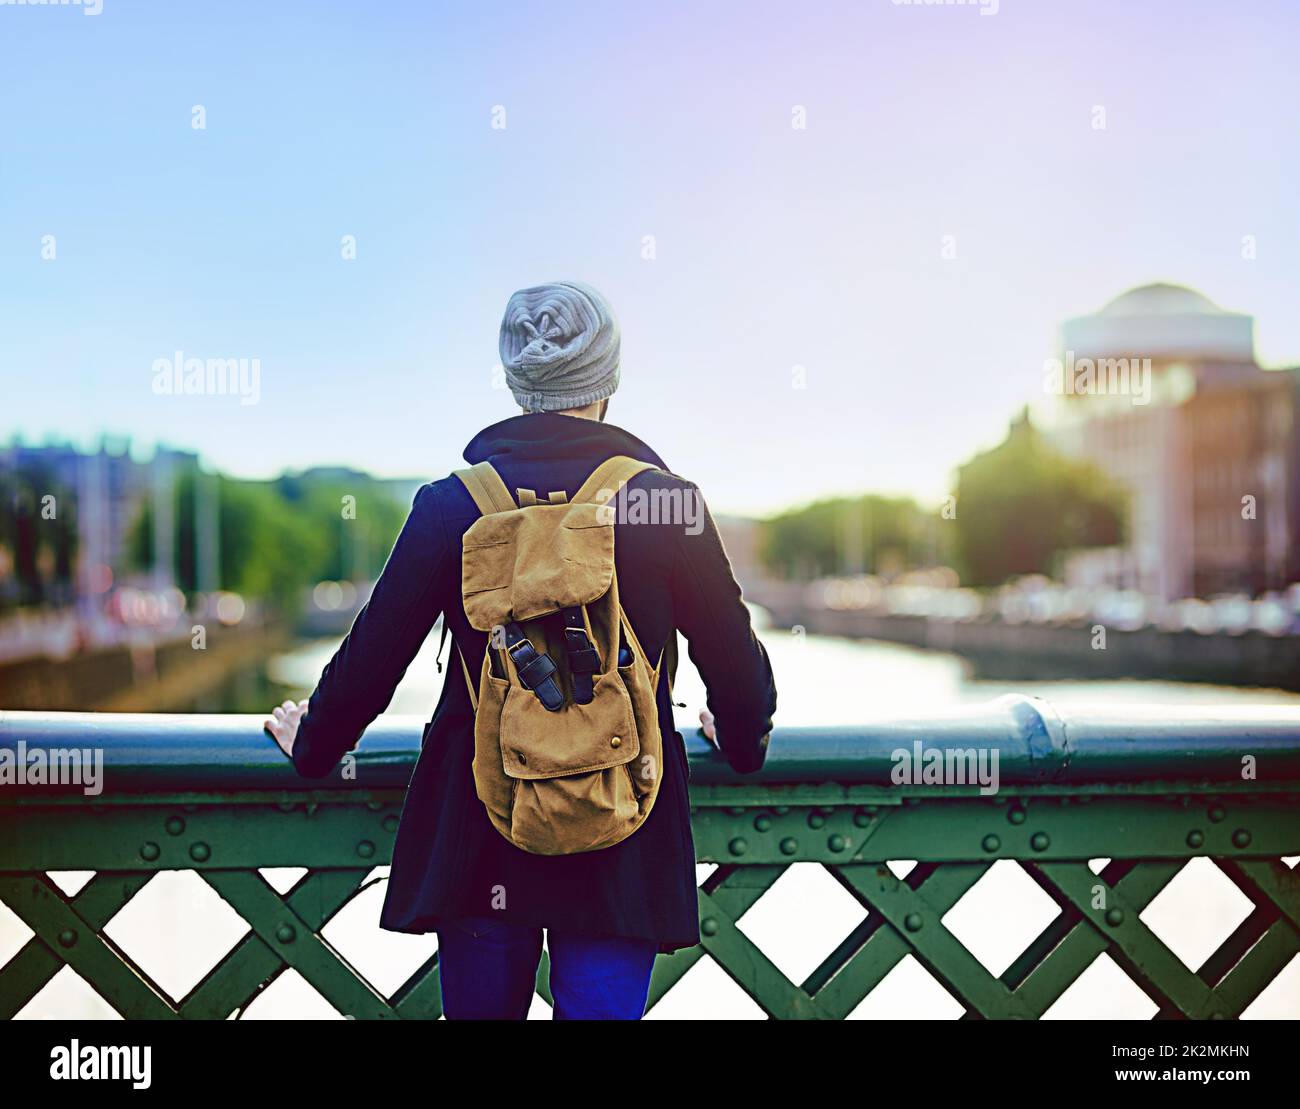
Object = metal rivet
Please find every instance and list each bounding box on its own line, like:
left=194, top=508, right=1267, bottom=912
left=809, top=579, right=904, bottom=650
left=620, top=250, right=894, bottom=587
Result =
left=357, top=840, right=376, bottom=859
left=827, top=834, right=847, bottom=853
left=189, top=842, right=211, bottom=862
left=853, top=810, right=873, bottom=828
left=779, top=837, right=799, bottom=856
left=1030, top=832, right=1050, bottom=852
left=1232, top=829, right=1251, bottom=849
left=729, top=837, right=748, bottom=856
left=382, top=815, right=399, bottom=833
left=276, top=924, right=296, bottom=944
left=1008, top=807, right=1027, bottom=825
left=57, top=929, right=78, bottom=948
left=808, top=812, right=826, bottom=829
left=904, top=913, right=923, bottom=932
left=700, top=917, right=719, bottom=936
left=753, top=814, right=772, bottom=832
left=610, top=736, right=622, bottom=748
left=1208, top=805, right=1226, bottom=823
left=982, top=834, right=1001, bottom=853
left=164, top=816, right=185, bottom=836
left=140, top=842, right=161, bottom=861
left=1186, top=830, right=1204, bottom=848
left=1105, top=908, right=1124, bottom=926
left=727, top=806, right=745, bottom=816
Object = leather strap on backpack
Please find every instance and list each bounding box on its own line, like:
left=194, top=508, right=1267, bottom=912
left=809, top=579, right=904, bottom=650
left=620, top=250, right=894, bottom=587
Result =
left=562, top=606, right=600, bottom=704
left=503, top=621, right=564, bottom=711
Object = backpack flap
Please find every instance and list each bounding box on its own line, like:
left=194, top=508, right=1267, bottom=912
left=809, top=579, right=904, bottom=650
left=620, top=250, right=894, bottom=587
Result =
left=461, top=500, right=613, bottom=631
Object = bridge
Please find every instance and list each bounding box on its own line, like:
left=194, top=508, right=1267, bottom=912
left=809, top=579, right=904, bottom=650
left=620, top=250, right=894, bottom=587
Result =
left=1, top=696, right=1298, bottom=1019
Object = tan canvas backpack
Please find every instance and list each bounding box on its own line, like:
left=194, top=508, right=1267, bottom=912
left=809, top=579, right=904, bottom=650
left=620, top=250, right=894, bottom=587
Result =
left=451, top=455, right=669, bottom=855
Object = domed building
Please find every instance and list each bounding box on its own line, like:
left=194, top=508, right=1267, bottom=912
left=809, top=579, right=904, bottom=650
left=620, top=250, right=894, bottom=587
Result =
left=1048, top=283, right=1298, bottom=601
left=1062, top=283, right=1255, bottom=364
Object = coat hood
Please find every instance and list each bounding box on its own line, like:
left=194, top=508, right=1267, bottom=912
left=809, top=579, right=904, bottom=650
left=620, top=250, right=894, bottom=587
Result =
left=462, top=412, right=667, bottom=471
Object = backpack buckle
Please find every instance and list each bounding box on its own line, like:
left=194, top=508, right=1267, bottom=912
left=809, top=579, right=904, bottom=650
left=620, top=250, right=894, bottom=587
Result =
left=562, top=607, right=599, bottom=704
left=503, top=622, right=565, bottom=712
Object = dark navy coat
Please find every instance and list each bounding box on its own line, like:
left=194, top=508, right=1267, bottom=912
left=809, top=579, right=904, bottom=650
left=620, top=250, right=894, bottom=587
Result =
left=290, top=413, right=776, bottom=951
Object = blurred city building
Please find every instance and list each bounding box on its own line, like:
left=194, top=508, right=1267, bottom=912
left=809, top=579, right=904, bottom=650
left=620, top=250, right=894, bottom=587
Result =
left=0, top=440, right=202, bottom=601
left=1049, top=283, right=1299, bottom=600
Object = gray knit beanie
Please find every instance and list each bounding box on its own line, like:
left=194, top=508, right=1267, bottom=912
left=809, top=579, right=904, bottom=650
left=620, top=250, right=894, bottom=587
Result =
left=498, top=281, right=621, bottom=412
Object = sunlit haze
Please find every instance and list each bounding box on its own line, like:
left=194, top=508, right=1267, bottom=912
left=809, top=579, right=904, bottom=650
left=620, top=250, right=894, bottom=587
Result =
left=3, top=0, right=1298, bottom=513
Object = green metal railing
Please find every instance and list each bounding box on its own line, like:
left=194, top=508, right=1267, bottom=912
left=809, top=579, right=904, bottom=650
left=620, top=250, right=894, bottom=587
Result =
left=1, top=695, right=1298, bottom=1019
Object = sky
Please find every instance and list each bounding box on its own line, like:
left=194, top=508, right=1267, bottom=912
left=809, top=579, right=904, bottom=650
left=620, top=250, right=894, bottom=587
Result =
left=1, top=0, right=1298, bottom=515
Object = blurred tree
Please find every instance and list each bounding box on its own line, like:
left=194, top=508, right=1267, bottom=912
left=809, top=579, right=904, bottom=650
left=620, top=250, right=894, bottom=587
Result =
left=952, top=410, right=1127, bottom=587
left=128, top=469, right=409, bottom=614
left=758, top=492, right=947, bottom=580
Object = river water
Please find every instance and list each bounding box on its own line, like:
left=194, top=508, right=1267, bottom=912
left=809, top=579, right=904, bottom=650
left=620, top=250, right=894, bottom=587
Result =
left=7, top=613, right=1299, bottom=1019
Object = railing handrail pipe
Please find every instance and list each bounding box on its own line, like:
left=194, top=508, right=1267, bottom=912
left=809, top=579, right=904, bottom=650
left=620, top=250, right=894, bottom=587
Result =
left=3, top=695, right=1300, bottom=794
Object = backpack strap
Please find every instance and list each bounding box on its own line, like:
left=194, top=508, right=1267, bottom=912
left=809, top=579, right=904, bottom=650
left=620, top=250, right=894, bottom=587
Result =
left=572, top=455, right=655, bottom=506
left=562, top=606, right=600, bottom=704
left=453, top=461, right=517, bottom=515
left=456, top=645, right=478, bottom=712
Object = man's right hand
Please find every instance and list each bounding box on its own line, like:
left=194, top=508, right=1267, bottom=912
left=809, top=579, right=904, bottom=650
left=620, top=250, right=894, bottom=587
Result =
left=264, top=699, right=309, bottom=759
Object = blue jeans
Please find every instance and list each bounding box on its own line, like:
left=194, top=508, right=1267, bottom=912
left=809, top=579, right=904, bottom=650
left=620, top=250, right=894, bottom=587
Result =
left=436, top=916, right=657, bottom=1020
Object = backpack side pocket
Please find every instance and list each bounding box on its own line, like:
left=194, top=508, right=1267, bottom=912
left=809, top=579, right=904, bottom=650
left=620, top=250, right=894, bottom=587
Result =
left=470, top=668, right=515, bottom=837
